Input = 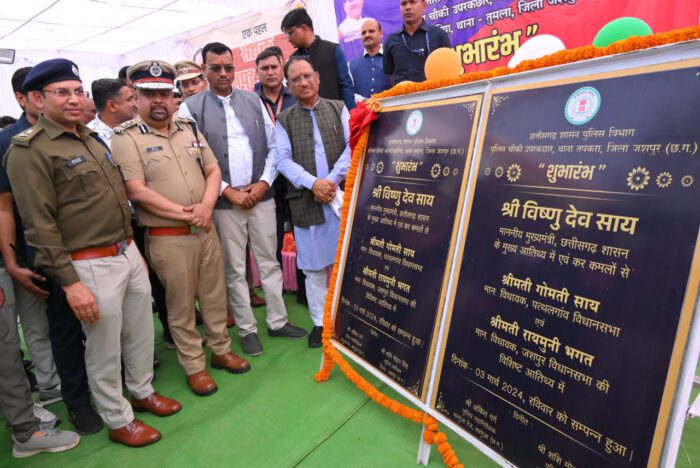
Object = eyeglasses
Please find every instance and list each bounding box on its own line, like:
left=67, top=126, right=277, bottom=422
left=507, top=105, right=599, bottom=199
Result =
left=42, top=87, right=85, bottom=98
left=205, top=64, right=234, bottom=73
left=284, top=26, right=298, bottom=38
left=289, top=72, right=315, bottom=86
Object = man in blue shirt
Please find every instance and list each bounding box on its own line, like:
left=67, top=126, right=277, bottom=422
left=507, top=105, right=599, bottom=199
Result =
left=281, top=8, right=356, bottom=110
left=383, top=0, right=452, bottom=83
left=349, top=19, right=392, bottom=102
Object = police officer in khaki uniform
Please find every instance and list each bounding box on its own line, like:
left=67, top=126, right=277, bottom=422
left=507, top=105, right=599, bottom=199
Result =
left=4, top=58, right=181, bottom=448
left=173, top=60, right=208, bottom=98
left=111, top=60, right=251, bottom=397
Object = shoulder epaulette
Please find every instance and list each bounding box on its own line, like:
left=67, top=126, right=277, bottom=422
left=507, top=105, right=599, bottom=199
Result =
left=11, top=126, right=44, bottom=147
left=113, top=119, right=138, bottom=135
left=176, top=116, right=194, bottom=123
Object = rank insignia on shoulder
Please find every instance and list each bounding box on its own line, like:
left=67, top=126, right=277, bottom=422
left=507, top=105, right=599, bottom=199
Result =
left=66, top=155, right=87, bottom=167
left=145, top=146, right=163, bottom=153
left=11, top=127, right=43, bottom=147
left=114, top=120, right=137, bottom=134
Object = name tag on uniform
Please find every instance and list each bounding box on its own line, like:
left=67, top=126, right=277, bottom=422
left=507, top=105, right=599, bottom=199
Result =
left=145, top=146, right=163, bottom=153
left=66, top=156, right=86, bottom=167
left=190, top=141, right=206, bottom=148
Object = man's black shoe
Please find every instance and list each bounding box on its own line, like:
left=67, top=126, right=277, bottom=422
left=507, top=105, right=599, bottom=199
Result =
left=308, top=326, right=323, bottom=348
left=68, top=406, right=103, bottom=435
left=241, top=333, right=263, bottom=356
left=268, top=322, right=308, bottom=339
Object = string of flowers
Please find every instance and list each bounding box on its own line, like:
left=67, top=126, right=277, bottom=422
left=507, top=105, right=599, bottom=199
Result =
left=313, top=25, right=699, bottom=467
left=375, top=25, right=700, bottom=99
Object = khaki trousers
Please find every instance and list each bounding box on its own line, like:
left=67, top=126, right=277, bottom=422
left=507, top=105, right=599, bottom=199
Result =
left=213, top=199, right=288, bottom=337
left=72, top=241, right=154, bottom=430
left=0, top=267, right=60, bottom=393
left=148, top=228, right=231, bottom=376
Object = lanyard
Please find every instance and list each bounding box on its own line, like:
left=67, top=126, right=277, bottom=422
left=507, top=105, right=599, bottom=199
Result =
left=401, top=29, right=430, bottom=56
left=264, top=93, right=284, bottom=124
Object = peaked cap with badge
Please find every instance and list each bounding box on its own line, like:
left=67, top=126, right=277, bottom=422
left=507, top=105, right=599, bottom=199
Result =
left=22, top=58, right=81, bottom=92
left=173, top=60, right=203, bottom=83
left=127, top=60, right=176, bottom=90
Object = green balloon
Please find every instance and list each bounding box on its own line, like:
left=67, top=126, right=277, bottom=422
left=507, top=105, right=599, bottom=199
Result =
left=593, top=17, right=653, bottom=47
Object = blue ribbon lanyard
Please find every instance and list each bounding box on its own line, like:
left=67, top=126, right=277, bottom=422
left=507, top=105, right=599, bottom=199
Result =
left=401, top=29, right=430, bottom=56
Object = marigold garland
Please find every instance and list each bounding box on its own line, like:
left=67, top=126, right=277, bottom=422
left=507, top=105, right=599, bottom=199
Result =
left=313, top=25, right=700, bottom=468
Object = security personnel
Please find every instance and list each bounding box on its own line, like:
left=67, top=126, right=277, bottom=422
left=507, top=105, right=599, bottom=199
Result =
left=4, top=58, right=181, bottom=448
left=173, top=60, right=208, bottom=98
left=111, top=60, right=251, bottom=397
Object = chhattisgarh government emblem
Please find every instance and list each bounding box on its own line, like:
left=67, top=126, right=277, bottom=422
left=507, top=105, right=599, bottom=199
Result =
left=565, top=86, right=601, bottom=125
left=406, top=110, right=423, bottom=136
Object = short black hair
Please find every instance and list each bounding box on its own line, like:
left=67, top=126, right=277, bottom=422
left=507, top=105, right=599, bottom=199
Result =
left=118, top=66, right=130, bottom=80
left=0, top=116, right=17, bottom=128
left=255, top=46, right=283, bottom=66
left=11, top=67, right=32, bottom=94
left=91, top=78, right=127, bottom=112
left=202, top=42, right=232, bottom=63
left=281, top=8, right=313, bottom=31
left=284, top=56, right=314, bottom=80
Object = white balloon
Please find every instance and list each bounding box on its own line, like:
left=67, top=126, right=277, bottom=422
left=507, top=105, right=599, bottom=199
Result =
left=508, top=34, right=566, bottom=68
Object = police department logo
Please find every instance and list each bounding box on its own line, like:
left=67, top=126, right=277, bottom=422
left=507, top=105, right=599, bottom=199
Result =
left=406, top=110, right=423, bottom=136
left=149, top=62, right=163, bottom=77
left=71, top=65, right=79, bottom=76
left=565, top=86, right=600, bottom=125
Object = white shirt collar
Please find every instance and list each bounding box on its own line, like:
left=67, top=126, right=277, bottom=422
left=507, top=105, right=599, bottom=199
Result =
left=214, top=89, right=233, bottom=104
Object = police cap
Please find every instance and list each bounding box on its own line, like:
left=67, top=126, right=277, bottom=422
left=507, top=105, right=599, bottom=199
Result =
left=22, top=58, right=81, bottom=92
left=128, top=60, right=176, bottom=89
left=174, top=60, right=203, bottom=83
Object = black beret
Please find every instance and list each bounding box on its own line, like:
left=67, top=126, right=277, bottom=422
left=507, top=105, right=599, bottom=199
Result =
left=22, top=58, right=82, bottom=92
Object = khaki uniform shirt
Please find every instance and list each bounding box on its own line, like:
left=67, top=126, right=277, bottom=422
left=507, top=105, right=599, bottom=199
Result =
left=111, top=117, right=217, bottom=228
left=3, top=115, right=133, bottom=286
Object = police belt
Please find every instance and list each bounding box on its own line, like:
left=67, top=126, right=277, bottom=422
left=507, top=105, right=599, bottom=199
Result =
left=70, top=239, right=132, bottom=261
left=148, top=226, right=195, bottom=236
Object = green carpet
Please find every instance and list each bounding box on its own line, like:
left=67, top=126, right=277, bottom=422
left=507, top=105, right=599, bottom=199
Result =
left=3, top=292, right=698, bottom=467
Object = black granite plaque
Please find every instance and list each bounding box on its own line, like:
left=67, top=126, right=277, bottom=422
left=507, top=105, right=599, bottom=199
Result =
left=433, top=64, right=700, bottom=467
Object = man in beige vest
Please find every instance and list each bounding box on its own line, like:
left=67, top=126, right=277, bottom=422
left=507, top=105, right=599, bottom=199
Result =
left=111, top=60, right=251, bottom=397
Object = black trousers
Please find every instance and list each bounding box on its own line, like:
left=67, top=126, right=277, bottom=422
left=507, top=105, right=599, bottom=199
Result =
left=45, top=278, right=91, bottom=412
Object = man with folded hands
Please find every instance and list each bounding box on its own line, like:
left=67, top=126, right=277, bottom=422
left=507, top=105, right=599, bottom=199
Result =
left=111, top=60, right=251, bottom=397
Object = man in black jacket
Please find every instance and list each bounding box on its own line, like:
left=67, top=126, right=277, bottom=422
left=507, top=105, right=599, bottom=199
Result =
left=281, top=8, right=355, bottom=110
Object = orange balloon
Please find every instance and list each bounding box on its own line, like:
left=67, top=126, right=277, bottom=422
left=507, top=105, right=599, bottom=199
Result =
left=424, top=48, right=463, bottom=81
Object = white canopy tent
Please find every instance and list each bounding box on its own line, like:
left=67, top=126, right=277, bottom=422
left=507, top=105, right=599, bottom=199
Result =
left=0, top=0, right=338, bottom=116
